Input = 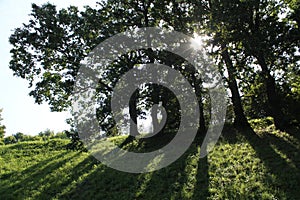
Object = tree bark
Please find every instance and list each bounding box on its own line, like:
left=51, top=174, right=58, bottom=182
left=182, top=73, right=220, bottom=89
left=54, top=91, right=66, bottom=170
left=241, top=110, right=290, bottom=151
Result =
left=151, top=84, right=160, bottom=133
left=221, top=43, right=250, bottom=128
left=192, top=74, right=206, bottom=134
left=129, top=90, right=139, bottom=136
left=256, top=53, right=287, bottom=130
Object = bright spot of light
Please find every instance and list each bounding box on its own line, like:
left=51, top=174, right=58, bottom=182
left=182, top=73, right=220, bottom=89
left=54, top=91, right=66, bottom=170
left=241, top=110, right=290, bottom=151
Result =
left=190, top=33, right=210, bottom=50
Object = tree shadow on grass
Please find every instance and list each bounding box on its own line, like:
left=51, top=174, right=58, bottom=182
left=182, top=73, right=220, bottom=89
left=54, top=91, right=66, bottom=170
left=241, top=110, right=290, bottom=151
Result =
left=217, top=124, right=240, bottom=144
left=240, top=127, right=300, bottom=199
left=191, top=154, right=209, bottom=199
left=0, top=151, right=78, bottom=199
left=132, top=143, right=209, bottom=200
left=35, top=154, right=99, bottom=199
left=60, top=138, right=210, bottom=200
left=60, top=161, right=140, bottom=199
left=261, top=129, right=300, bottom=169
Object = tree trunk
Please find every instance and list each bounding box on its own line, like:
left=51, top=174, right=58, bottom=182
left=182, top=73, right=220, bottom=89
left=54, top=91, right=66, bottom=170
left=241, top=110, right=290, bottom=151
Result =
left=192, top=74, right=206, bottom=134
left=221, top=43, right=250, bottom=128
left=256, top=54, right=287, bottom=131
left=129, top=90, right=138, bottom=136
left=146, top=46, right=160, bottom=134
left=151, top=84, right=160, bottom=133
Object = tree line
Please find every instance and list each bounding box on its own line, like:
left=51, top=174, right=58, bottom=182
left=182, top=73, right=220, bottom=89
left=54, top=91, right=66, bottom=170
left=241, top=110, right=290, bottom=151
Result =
left=0, top=110, right=68, bottom=145
left=1, top=131, right=67, bottom=145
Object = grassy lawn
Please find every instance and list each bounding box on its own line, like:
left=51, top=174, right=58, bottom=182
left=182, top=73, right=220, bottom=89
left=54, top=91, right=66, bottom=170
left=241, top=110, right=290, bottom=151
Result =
left=0, top=126, right=299, bottom=199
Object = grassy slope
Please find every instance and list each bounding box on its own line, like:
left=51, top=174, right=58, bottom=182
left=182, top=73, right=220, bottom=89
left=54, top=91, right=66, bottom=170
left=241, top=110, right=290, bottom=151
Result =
left=0, top=127, right=299, bottom=200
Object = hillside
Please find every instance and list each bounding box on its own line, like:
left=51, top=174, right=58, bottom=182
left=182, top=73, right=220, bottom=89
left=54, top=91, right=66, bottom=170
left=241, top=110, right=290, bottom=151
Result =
left=0, top=127, right=299, bottom=200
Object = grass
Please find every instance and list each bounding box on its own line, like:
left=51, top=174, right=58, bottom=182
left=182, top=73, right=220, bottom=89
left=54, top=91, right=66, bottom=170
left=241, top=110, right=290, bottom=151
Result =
left=0, top=126, right=299, bottom=199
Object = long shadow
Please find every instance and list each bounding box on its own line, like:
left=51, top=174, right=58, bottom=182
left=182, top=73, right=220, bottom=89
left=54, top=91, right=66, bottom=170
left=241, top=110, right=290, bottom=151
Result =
left=60, top=161, right=140, bottom=199
left=0, top=151, right=69, bottom=186
left=133, top=143, right=206, bottom=200
left=191, top=151, right=209, bottom=199
left=36, top=154, right=99, bottom=199
left=60, top=138, right=210, bottom=200
left=261, top=131, right=300, bottom=169
left=218, top=124, right=240, bottom=144
left=240, top=127, right=300, bottom=199
left=0, top=151, right=79, bottom=199
left=128, top=133, right=209, bottom=200
left=119, top=131, right=176, bottom=152
left=119, top=135, right=136, bottom=148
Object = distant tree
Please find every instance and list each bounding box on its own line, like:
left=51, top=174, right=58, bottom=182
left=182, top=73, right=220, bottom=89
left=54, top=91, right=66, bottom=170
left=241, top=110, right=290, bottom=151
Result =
left=55, top=131, right=68, bottom=139
left=38, top=129, right=55, bottom=138
left=13, top=132, right=25, bottom=142
left=4, top=135, right=17, bottom=144
left=0, top=109, right=6, bottom=140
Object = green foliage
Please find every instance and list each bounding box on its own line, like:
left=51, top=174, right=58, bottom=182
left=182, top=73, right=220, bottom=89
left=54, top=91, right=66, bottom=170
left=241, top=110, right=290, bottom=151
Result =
left=8, top=1, right=209, bottom=143
left=3, top=136, right=17, bottom=144
left=6, top=0, right=300, bottom=139
left=13, top=132, right=25, bottom=142
left=279, top=74, right=300, bottom=125
left=61, top=118, right=84, bottom=151
left=65, top=130, right=85, bottom=151
left=242, top=75, right=269, bottom=119
left=249, top=117, right=275, bottom=129
left=3, top=133, right=46, bottom=144
left=6, top=0, right=300, bottom=162
left=203, top=0, right=299, bottom=130
left=54, top=131, right=69, bottom=139
left=38, top=129, right=55, bottom=138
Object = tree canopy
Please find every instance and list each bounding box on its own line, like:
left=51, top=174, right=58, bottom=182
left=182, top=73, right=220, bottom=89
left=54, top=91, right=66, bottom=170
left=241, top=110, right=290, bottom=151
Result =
left=9, top=0, right=300, bottom=140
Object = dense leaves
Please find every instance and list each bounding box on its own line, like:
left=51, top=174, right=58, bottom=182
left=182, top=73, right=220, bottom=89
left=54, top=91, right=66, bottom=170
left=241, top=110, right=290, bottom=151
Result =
left=8, top=0, right=300, bottom=141
left=198, top=0, right=300, bottom=129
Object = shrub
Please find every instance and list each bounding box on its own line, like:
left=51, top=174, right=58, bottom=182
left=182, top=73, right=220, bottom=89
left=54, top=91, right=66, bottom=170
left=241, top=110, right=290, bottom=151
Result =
left=4, top=136, right=17, bottom=144
left=54, top=131, right=68, bottom=139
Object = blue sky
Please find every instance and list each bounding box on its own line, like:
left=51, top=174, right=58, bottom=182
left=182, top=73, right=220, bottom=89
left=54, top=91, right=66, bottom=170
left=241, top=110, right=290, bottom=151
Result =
left=0, top=0, right=97, bottom=136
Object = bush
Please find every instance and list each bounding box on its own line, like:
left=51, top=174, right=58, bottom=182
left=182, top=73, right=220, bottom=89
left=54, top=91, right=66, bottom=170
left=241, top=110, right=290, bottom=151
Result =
left=4, top=136, right=17, bottom=144
left=54, top=131, right=68, bottom=139
left=21, top=135, right=42, bottom=142
left=65, top=130, right=86, bottom=151
left=38, top=129, right=55, bottom=138
left=13, top=132, right=25, bottom=142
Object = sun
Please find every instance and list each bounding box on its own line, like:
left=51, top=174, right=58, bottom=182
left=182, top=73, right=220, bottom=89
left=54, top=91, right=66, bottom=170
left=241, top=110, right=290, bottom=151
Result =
left=190, top=33, right=210, bottom=50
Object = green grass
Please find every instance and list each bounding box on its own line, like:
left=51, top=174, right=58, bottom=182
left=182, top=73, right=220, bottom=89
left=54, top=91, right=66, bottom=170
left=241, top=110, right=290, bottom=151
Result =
left=0, top=127, right=299, bottom=200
